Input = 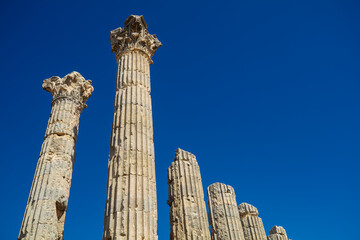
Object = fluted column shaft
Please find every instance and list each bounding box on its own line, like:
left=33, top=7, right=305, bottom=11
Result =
left=267, top=235, right=287, bottom=240
left=207, top=183, right=245, bottom=240
left=103, top=50, right=157, bottom=240
left=103, top=14, right=161, bottom=240
left=18, top=72, right=93, bottom=240
left=238, top=203, right=267, bottom=240
left=167, top=149, right=211, bottom=240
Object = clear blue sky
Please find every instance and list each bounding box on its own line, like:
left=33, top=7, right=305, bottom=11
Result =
left=0, top=0, right=359, bottom=239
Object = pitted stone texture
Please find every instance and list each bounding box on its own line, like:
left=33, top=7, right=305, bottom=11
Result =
left=207, top=183, right=245, bottom=240
left=238, top=203, right=259, bottom=217
left=167, top=149, right=211, bottom=240
left=18, top=72, right=93, bottom=240
left=267, top=226, right=289, bottom=240
left=238, top=203, right=267, bottom=240
left=103, top=15, right=160, bottom=240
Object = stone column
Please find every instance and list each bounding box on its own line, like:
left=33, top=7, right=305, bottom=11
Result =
left=238, top=203, right=267, bottom=240
left=267, top=226, right=289, bottom=240
left=103, top=15, right=162, bottom=240
left=207, top=183, right=245, bottom=240
left=167, top=148, right=211, bottom=240
left=18, top=72, right=93, bottom=240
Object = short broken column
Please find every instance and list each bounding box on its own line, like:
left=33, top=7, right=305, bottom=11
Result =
left=267, top=226, right=289, bottom=240
left=167, top=148, right=211, bottom=240
left=238, top=203, right=267, bottom=240
left=18, top=72, right=93, bottom=240
left=207, top=183, right=245, bottom=240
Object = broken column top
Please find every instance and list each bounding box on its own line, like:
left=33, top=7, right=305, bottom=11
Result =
left=42, top=71, right=94, bottom=108
left=110, top=15, right=162, bottom=62
left=174, top=148, right=197, bottom=162
left=269, top=226, right=287, bottom=236
left=238, top=203, right=259, bottom=217
left=208, top=182, right=236, bottom=195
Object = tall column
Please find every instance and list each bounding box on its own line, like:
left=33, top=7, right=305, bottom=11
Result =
left=238, top=203, right=267, bottom=240
left=267, top=226, right=289, bottom=240
left=103, top=15, right=162, bottom=240
left=167, top=148, right=211, bottom=240
left=207, top=183, right=245, bottom=240
left=18, top=72, right=93, bottom=240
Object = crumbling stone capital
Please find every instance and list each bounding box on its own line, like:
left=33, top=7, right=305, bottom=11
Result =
left=43, top=71, right=93, bottom=109
left=110, top=15, right=162, bottom=63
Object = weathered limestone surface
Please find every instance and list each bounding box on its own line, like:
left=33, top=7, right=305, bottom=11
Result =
left=267, top=226, right=289, bottom=240
left=238, top=203, right=267, bottom=240
left=167, top=149, right=211, bottom=240
left=103, top=15, right=161, bottom=240
left=207, top=183, right=245, bottom=240
left=18, top=72, right=93, bottom=240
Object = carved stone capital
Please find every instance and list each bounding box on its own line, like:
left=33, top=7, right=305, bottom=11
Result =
left=43, top=71, right=94, bottom=108
left=110, top=15, right=162, bottom=63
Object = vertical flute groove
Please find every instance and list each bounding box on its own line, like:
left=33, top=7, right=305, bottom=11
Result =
left=267, top=226, right=289, bottom=240
left=103, top=15, right=161, bottom=240
left=238, top=203, right=267, bottom=240
left=167, top=149, right=211, bottom=240
left=207, top=183, right=245, bottom=240
left=18, top=72, right=93, bottom=240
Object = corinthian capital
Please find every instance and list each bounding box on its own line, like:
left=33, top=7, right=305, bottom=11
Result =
left=42, top=71, right=94, bottom=108
left=110, top=15, right=162, bottom=62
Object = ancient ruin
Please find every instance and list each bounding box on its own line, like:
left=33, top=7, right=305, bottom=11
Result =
left=167, top=149, right=211, bottom=240
left=207, top=183, right=245, bottom=240
left=18, top=15, right=292, bottom=240
left=267, top=226, right=289, bottom=240
left=102, top=15, right=161, bottom=240
left=238, top=203, right=267, bottom=240
left=18, top=72, right=93, bottom=240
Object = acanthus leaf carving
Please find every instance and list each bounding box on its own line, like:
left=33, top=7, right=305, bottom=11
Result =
left=110, top=15, right=162, bottom=62
left=43, top=71, right=94, bottom=108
